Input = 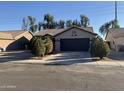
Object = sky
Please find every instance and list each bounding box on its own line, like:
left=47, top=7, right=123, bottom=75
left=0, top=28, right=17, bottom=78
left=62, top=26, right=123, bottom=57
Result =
left=0, top=1, right=124, bottom=36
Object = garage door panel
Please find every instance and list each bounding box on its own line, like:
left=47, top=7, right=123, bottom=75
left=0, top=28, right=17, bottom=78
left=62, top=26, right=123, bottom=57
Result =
left=60, top=38, right=90, bottom=51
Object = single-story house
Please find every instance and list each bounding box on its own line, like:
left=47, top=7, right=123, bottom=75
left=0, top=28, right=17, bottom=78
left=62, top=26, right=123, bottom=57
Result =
left=105, top=28, right=124, bottom=51
left=34, top=26, right=97, bottom=52
left=0, top=30, right=33, bottom=51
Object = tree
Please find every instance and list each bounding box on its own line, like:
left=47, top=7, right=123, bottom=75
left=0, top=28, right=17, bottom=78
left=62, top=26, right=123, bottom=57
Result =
left=38, top=22, right=42, bottom=31
left=29, top=36, right=38, bottom=54
left=33, top=37, right=46, bottom=57
left=80, top=15, right=90, bottom=27
left=43, top=14, right=55, bottom=29
left=58, top=20, right=65, bottom=28
left=27, top=16, right=38, bottom=33
left=72, top=19, right=81, bottom=27
left=90, top=36, right=110, bottom=59
left=22, top=17, right=28, bottom=31
left=66, top=20, right=73, bottom=28
left=99, top=19, right=120, bottom=36
left=44, top=37, right=53, bottom=54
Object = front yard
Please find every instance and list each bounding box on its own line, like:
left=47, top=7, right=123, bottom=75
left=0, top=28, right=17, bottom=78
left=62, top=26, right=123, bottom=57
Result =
left=0, top=51, right=124, bottom=90
left=0, top=50, right=124, bottom=66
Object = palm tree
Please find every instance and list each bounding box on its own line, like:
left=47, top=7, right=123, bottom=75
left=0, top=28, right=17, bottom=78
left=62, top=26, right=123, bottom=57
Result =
left=27, top=16, right=38, bottom=33
left=58, top=20, right=65, bottom=28
left=110, top=20, right=120, bottom=28
left=44, top=14, right=54, bottom=29
left=99, top=22, right=111, bottom=36
left=99, top=19, right=120, bottom=36
left=80, top=15, right=90, bottom=27
left=22, top=17, right=28, bottom=31
left=66, top=20, right=73, bottom=28
left=72, top=19, right=81, bottom=27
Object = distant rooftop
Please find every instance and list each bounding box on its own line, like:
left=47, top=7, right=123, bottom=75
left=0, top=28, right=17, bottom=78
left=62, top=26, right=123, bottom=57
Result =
left=108, top=28, right=124, bottom=38
left=0, top=30, right=27, bottom=39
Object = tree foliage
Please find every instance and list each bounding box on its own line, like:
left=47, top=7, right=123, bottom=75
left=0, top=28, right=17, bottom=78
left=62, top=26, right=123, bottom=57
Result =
left=99, top=19, right=120, bottom=36
left=32, top=37, right=46, bottom=57
left=80, top=15, right=90, bottom=27
left=58, top=20, right=65, bottom=28
left=29, top=36, right=53, bottom=57
left=22, top=14, right=90, bottom=31
left=22, top=16, right=38, bottom=33
left=72, top=19, right=81, bottom=27
left=44, top=37, right=53, bottom=54
left=66, top=20, right=73, bottom=28
left=90, top=36, right=110, bottom=59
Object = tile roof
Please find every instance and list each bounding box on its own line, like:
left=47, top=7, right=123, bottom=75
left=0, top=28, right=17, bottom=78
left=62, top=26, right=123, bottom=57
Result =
left=34, top=26, right=96, bottom=36
left=0, top=30, right=26, bottom=40
left=108, top=28, right=124, bottom=38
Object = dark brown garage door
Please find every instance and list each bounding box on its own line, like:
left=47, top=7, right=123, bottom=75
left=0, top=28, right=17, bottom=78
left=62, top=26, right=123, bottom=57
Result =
left=60, top=38, right=90, bottom=51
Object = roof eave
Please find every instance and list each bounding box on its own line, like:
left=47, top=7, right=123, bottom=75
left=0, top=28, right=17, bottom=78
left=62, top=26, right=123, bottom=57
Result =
left=54, top=26, right=97, bottom=37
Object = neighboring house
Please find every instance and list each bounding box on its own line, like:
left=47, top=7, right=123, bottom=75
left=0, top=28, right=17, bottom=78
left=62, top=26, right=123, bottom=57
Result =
left=105, top=28, right=124, bottom=51
left=34, top=26, right=97, bottom=52
left=0, top=30, right=33, bottom=51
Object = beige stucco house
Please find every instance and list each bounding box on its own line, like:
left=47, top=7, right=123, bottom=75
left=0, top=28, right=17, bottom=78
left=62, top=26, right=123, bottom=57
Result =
left=0, top=30, right=33, bottom=51
left=35, top=26, right=97, bottom=52
left=105, top=28, right=124, bottom=51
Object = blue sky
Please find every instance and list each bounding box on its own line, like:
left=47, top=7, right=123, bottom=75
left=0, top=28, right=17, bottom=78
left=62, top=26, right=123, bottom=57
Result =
left=0, top=1, right=124, bottom=36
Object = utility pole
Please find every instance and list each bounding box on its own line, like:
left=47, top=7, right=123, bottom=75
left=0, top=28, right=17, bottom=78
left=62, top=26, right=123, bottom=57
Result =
left=115, top=1, right=117, bottom=21
left=114, top=1, right=118, bottom=28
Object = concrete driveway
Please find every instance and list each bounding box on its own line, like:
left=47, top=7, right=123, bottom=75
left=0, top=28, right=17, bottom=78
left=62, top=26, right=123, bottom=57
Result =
left=43, top=52, right=92, bottom=65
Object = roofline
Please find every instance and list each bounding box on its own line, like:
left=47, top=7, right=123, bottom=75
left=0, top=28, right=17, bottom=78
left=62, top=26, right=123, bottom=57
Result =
left=0, top=30, right=25, bottom=32
left=105, top=28, right=124, bottom=40
left=109, top=28, right=124, bottom=30
left=14, top=30, right=33, bottom=39
left=28, top=30, right=34, bottom=36
left=35, top=34, right=53, bottom=37
left=0, top=38, right=15, bottom=40
left=54, top=26, right=97, bottom=37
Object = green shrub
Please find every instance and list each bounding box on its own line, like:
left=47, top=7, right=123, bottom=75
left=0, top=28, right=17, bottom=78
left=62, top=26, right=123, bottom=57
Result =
left=90, top=37, right=110, bottom=59
left=29, top=36, right=38, bottom=54
left=29, top=36, right=53, bottom=57
left=30, top=37, right=46, bottom=57
left=44, top=37, right=53, bottom=55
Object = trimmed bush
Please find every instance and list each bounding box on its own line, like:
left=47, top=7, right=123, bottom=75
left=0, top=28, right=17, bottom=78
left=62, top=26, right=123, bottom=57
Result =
left=35, top=37, right=46, bottom=57
left=29, top=36, right=38, bottom=54
left=90, top=37, right=110, bottom=59
left=44, top=37, right=53, bottom=55
left=29, top=36, right=53, bottom=57
left=30, top=37, right=46, bottom=57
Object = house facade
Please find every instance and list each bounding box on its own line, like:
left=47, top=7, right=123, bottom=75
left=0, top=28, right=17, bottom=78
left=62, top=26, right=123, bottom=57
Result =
left=0, top=30, right=33, bottom=51
left=35, top=26, right=97, bottom=52
left=105, top=28, right=124, bottom=51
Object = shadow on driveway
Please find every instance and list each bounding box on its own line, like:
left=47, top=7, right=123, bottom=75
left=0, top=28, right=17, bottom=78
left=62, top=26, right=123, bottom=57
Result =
left=44, top=52, right=95, bottom=66
left=0, top=50, right=34, bottom=63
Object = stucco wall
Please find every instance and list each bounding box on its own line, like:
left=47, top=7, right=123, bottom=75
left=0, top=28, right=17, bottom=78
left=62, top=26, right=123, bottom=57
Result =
left=114, top=37, right=124, bottom=51
left=54, top=28, right=96, bottom=51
